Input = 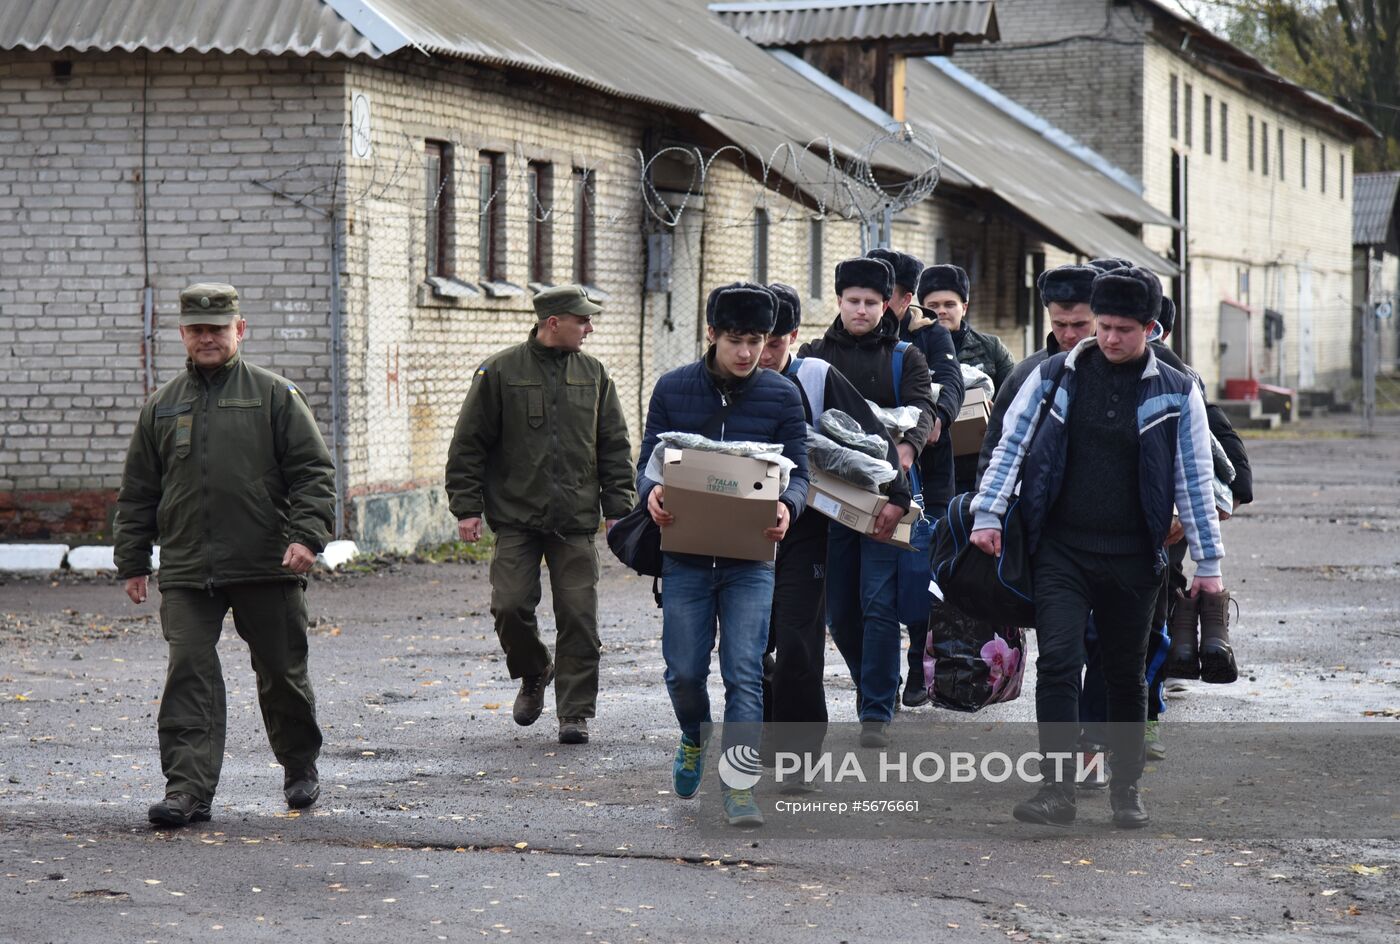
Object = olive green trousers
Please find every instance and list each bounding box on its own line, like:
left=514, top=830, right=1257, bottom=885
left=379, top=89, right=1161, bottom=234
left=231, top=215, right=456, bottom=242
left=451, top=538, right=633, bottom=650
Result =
left=157, top=581, right=321, bottom=802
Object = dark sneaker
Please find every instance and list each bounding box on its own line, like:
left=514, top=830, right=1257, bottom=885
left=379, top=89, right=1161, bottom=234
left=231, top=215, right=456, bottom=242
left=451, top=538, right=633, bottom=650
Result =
left=723, top=788, right=764, bottom=828
left=901, top=674, right=929, bottom=708
left=1110, top=784, right=1150, bottom=829
left=1012, top=783, right=1076, bottom=827
left=672, top=735, right=708, bottom=799
left=513, top=665, right=555, bottom=726
left=148, top=791, right=211, bottom=828
left=558, top=717, right=589, bottom=745
left=1144, top=720, right=1166, bottom=761
left=284, top=765, right=320, bottom=809
left=859, top=720, right=891, bottom=749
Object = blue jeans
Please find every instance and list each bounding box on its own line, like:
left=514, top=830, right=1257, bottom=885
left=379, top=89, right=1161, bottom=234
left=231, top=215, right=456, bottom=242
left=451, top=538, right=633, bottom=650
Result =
left=825, top=523, right=902, bottom=722
left=661, top=555, right=774, bottom=752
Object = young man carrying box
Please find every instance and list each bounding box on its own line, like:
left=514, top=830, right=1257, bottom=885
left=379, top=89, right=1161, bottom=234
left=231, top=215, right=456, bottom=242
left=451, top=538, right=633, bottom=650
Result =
left=637, top=283, right=809, bottom=828
left=757, top=283, right=911, bottom=777
left=799, top=258, right=936, bottom=747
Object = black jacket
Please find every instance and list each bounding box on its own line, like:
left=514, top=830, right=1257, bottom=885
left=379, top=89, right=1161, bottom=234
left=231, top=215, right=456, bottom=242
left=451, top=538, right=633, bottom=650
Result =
left=1152, top=342, right=1253, bottom=505
left=952, top=322, right=1016, bottom=393
left=798, top=312, right=936, bottom=458
left=780, top=355, right=912, bottom=511
left=898, top=314, right=964, bottom=427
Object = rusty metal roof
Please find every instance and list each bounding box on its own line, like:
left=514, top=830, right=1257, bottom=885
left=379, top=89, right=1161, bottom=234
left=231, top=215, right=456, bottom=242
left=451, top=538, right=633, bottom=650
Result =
left=708, top=0, right=998, bottom=48
left=0, top=0, right=378, bottom=57
left=1354, top=172, right=1400, bottom=248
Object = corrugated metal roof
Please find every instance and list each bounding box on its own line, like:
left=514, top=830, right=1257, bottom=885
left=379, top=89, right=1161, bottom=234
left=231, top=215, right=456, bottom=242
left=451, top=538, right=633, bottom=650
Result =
left=0, top=0, right=377, bottom=57
left=903, top=58, right=1177, bottom=228
left=708, top=0, right=998, bottom=48
left=773, top=49, right=1178, bottom=274
left=1354, top=172, right=1400, bottom=247
left=355, top=0, right=930, bottom=179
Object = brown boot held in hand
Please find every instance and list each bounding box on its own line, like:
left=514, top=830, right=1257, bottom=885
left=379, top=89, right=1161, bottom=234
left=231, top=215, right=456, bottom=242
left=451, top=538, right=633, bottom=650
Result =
left=1197, top=588, right=1239, bottom=684
left=1164, top=587, right=1200, bottom=679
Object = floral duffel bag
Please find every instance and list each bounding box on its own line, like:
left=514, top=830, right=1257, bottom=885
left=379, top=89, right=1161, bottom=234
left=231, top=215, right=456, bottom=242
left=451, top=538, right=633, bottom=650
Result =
left=923, top=600, right=1026, bottom=712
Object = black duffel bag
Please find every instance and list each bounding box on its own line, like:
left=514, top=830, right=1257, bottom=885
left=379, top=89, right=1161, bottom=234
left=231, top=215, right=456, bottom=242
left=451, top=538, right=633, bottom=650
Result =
left=930, top=491, right=1036, bottom=627
left=929, top=358, right=1066, bottom=628
left=605, top=503, right=661, bottom=577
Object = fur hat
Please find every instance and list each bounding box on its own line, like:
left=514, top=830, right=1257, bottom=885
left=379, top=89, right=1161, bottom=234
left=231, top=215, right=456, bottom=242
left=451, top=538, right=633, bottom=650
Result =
left=866, top=248, right=923, bottom=293
left=706, top=282, right=777, bottom=335
left=1090, top=266, right=1162, bottom=324
left=916, top=264, right=970, bottom=304
left=768, top=282, right=801, bottom=336
left=1149, top=296, right=1176, bottom=342
left=834, top=256, right=894, bottom=300
left=1037, top=264, right=1099, bottom=308
left=1087, top=257, right=1133, bottom=273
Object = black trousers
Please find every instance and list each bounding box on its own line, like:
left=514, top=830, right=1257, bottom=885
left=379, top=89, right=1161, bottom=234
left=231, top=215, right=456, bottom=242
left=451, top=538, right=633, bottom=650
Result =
left=762, top=509, right=829, bottom=756
left=905, top=440, right=956, bottom=688
left=1032, top=536, right=1160, bottom=786
left=1081, top=540, right=1187, bottom=731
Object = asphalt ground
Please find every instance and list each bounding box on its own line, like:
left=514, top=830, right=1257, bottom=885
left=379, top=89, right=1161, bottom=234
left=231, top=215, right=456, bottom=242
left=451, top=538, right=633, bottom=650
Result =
left=2, top=416, right=1398, bottom=943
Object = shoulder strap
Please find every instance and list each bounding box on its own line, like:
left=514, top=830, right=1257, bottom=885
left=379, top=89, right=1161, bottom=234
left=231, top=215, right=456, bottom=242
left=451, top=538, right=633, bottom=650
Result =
left=789, top=357, right=828, bottom=422
left=1016, top=356, right=1069, bottom=489
left=892, top=341, right=910, bottom=408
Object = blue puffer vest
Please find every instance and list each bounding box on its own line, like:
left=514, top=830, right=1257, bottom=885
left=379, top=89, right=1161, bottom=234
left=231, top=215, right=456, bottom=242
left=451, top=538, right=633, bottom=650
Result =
left=974, top=339, right=1223, bottom=576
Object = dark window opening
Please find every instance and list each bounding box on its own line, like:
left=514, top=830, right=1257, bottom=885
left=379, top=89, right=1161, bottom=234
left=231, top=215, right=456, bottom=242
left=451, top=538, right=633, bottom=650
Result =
left=572, top=167, right=596, bottom=285
left=478, top=151, right=505, bottom=281
left=526, top=161, right=553, bottom=285
left=424, top=140, right=453, bottom=278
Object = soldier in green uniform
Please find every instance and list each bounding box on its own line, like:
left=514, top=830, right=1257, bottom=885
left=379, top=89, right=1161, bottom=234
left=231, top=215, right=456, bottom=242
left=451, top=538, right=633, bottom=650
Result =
left=445, top=285, right=635, bottom=746
left=114, top=283, right=336, bottom=827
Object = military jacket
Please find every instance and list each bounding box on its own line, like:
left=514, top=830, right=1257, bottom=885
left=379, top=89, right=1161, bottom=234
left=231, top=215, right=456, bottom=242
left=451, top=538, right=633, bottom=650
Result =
left=114, top=352, right=335, bottom=588
left=445, top=329, right=635, bottom=534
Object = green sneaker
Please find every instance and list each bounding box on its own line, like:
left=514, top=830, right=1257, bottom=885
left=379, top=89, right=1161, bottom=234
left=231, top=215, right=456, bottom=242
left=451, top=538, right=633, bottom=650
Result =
left=723, top=788, right=764, bottom=828
left=672, top=735, right=708, bottom=799
left=1144, top=720, right=1166, bottom=760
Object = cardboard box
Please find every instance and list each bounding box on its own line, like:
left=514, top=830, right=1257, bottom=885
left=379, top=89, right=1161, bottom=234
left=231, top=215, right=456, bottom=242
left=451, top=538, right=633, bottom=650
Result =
left=951, top=386, right=991, bottom=456
left=660, top=448, right=780, bottom=561
left=807, top=467, right=922, bottom=551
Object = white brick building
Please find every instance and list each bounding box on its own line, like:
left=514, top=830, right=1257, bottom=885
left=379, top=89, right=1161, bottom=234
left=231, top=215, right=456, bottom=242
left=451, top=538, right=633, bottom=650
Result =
left=954, top=0, right=1376, bottom=396
left=1, top=0, right=1189, bottom=550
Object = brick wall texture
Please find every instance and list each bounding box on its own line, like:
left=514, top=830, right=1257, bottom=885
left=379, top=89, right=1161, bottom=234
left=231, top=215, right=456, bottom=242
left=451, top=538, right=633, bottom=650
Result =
left=1, top=39, right=1129, bottom=545
left=0, top=50, right=343, bottom=537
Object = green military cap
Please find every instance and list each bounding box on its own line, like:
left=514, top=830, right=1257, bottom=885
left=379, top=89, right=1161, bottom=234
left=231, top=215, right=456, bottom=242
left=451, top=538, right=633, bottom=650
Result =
left=179, top=283, right=240, bottom=325
left=533, top=284, right=602, bottom=320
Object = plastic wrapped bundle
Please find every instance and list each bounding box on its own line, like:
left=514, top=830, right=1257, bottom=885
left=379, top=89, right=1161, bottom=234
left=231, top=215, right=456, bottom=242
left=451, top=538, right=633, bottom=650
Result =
left=1210, top=433, right=1236, bottom=515
left=1210, top=433, right=1236, bottom=484
left=864, top=399, right=921, bottom=437
left=961, top=363, right=995, bottom=398
left=805, top=427, right=896, bottom=489
left=817, top=409, right=886, bottom=460
left=647, top=432, right=797, bottom=491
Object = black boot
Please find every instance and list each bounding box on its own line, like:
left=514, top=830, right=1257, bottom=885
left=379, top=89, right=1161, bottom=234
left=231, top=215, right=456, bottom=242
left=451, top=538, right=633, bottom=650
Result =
left=1013, top=782, right=1076, bottom=826
left=1110, top=783, right=1150, bottom=829
left=1165, top=588, right=1200, bottom=679
left=284, top=765, right=320, bottom=809
left=148, top=791, right=212, bottom=828
left=1197, top=589, right=1239, bottom=684
left=901, top=673, right=929, bottom=708
left=513, top=664, right=555, bottom=726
